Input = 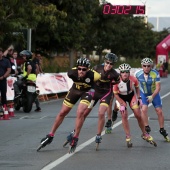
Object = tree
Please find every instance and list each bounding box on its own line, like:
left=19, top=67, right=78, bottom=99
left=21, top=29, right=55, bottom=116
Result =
left=0, top=0, right=63, bottom=49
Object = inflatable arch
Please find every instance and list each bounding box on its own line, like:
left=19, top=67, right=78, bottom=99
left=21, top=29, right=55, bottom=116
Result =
left=156, top=34, right=170, bottom=77
left=156, top=34, right=170, bottom=64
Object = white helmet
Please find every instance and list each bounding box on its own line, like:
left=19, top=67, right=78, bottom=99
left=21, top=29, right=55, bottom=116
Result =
left=119, top=63, right=131, bottom=71
left=141, top=58, right=153, bottom=65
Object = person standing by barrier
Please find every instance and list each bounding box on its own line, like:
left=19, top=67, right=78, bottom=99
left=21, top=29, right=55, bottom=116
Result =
left=32, top=51, right=43, bottom=112
left=162, top=60, right=168, bottom=77
left=0, top=48, right=11, bottom=118
left=38, top=57, right=101, bottom=152
left=135, top=58, right=170, bottom=142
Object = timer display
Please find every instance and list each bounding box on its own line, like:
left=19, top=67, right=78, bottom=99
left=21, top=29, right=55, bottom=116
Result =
left=103, top=4, right=145, bottom=15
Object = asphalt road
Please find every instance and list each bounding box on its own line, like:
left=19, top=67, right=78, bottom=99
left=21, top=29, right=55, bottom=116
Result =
left=0, top=76, right=170, bottom=170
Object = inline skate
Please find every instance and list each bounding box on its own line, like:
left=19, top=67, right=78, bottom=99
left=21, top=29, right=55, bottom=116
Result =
left=112, top=110, right=118, bottom=122
left=160, top=129, right=170, bottom=142
left=63, top=130, right=75, bottom=147
left=37, top=134, right=54, bottom=151
left=95, top=135, right=102, bottom=151
left=145, top=125, right=151, bottom=134
left=68, top=137, right=78, bottom=153
left=105, top=120, right=112, bottom=134
left=141, top=133, right=157, bottom=147
left=126, top=136, right=133, bottom=148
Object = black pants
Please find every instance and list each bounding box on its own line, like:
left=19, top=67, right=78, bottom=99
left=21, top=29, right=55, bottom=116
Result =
left=0, top=79, right=7, bottom=105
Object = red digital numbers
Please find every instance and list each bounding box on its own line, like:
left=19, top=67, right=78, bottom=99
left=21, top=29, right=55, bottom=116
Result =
left=103, top=4, right=145, bottom=15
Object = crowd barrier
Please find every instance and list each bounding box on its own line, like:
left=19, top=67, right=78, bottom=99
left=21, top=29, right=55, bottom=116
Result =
left=6, top=73, right=73, bottom=101
left=4, top=68, right=141, bottom=101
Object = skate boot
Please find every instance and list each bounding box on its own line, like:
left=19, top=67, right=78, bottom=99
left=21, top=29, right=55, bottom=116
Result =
left=95, top=135, right=102, bottom=151
left=142, top=133, right=157, bottom=147
left=63, top=130, right=75, bottom=147
left=112, top=110, right=118, bottom=122
left=68, top=137, right=79, bottom=153
left=145, top=125, right=151, bottom=134
left=105, top=120, right=112, bottom=134
left=37, top=134, right=54, bottom=151
left=160, top=128, right=170, bottom=142
left=126, top=136, right=133, bottom=148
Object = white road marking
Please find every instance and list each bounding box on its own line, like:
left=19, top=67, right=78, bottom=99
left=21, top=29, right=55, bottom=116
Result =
left=19, top=116, right=28, bottom=119
left=41, top=92, right=170, bottom=170
left=40, top=116, right=47, bottom=119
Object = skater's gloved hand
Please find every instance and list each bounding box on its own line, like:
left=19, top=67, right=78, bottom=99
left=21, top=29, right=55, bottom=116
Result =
left=120, top=105, right=126, bottom=114
left=147, top=95, right=153, bottom=103
left=87, top=89, right=95, bottom=98
left=138, top=97, right=143, bottom=107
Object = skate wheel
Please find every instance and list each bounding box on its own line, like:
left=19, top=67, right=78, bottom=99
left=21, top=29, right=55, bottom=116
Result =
left=96, top=143, right=99, bottom=151
left=68, top=146, right=76, bottom=154
left=165, top=136, right=170, bottom=142
left=127, top=142, right=133, bottom=148
left=149, top=141, right=157, bottom=147
left=63, top=140, right=69, bottom=147
left=37, top=144, right=43, bottom=152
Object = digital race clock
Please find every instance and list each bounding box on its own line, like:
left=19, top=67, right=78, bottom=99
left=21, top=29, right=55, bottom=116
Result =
left=103, top=4, right=146, bottom=15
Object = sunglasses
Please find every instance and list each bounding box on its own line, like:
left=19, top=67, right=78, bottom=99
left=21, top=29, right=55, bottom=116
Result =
left=120, top=70, right=130, bottom=73
left=105, top=61, right=113, bottom=65
left=77, top=67, right=87, bottom=71
left=143, top=65, right=151, bottom=68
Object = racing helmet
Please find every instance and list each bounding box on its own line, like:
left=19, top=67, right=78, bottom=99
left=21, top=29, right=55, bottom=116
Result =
left=20, top=50, right=32, bottom=60
left=104, top=53, right=118, bottom=63
left=141, top=58, right=153, bottom=65
left=119, top=63, right=131, bottom=71
left=76, top=57, right=90, bottom=68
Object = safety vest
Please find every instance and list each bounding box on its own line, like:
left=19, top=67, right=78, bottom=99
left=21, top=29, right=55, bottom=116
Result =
left=22, top=62, right=36, bottom=81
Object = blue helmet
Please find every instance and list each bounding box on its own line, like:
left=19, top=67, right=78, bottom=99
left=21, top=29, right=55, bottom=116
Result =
left=104, top=53, right=118, bottom=63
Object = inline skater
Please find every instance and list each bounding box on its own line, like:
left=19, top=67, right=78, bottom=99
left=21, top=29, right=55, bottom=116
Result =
left=64, top=53, right=120, bottom=151
left=113, top=63, right=156, bottom=147
left=135, top=58, right=170, bottom=142
left=38, top=57, right=101, bottom=152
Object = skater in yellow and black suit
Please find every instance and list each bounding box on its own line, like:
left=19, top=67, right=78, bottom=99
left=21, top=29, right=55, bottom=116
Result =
left=39, top=57, right=101, bottom=152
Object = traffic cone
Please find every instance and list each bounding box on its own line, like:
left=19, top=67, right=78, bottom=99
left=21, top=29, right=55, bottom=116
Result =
left=3, top=104, right=10, bottom=120
left=8, top=103, right=15, bottom=117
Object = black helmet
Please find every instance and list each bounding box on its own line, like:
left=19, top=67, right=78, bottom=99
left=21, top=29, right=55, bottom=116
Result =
left=20, top=50, right=32, bottom=60
left=76, top=57, right=90, bottom=68
left=104, top=53, right=118, bottom=63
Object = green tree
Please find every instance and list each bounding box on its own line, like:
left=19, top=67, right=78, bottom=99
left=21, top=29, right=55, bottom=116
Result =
left=0, top=0, right=63, bottom=49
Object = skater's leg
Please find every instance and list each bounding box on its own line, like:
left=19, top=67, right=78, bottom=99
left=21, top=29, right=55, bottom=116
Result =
left=133, top=108, right=146, bottom=134
left=107, top=96, right=114, bottom=121
left=50, top=104, right=71, bottom=134
left=121, top=109, right=131, bottom=137
left=141, top=105, right=149, bottom=127
left=155, top=107, right=165, bottom=130
left=74, top=103, right=91, bottom=137
left=112, top=102, right=119, bottom=122
left=97, top=104, right=108, bottom=135
left=140, top=105, right=151, bottom=133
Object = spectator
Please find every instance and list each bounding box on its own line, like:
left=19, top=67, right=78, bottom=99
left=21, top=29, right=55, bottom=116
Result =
left=162, top=60, right=168, bottom=77
left=32, top=51, right=44, bottom=112
left=0, top=48, right=11, bottom=117
left=12, top=50, right=19, bottom=75
left=3, top=45, right=16, bottom=75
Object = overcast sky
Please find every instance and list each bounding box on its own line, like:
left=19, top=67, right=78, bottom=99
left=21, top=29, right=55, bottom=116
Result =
left=107, top=0, right=170, bottom=17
